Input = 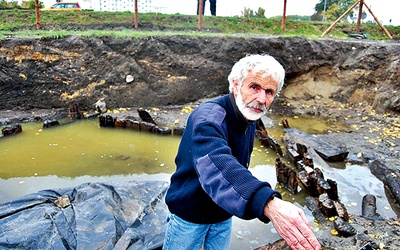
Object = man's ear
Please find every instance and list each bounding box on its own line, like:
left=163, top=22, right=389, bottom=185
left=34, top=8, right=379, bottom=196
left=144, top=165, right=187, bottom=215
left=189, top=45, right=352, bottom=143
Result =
left=232, top=79, right=240, bottom=91
left=232, top=79, right=241, bottom=98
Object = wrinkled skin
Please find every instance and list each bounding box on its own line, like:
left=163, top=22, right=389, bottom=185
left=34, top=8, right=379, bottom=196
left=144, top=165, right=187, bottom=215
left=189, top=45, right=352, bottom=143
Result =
left=264, top=197, right=321, bottom=250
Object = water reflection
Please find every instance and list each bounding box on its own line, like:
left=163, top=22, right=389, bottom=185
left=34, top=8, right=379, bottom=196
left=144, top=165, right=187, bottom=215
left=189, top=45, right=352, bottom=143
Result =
left=0, top=120, right=180, bottom=178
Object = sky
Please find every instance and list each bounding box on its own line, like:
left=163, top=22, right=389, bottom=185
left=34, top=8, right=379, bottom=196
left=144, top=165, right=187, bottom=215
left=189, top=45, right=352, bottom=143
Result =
left=157, top=0, right=398, bottom=26
left=40, top=0, right=398, bottom=26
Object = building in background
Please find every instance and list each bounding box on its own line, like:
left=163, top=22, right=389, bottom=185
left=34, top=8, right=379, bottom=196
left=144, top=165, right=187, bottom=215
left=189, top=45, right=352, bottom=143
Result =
left=39, top=0, right=166, bottom=12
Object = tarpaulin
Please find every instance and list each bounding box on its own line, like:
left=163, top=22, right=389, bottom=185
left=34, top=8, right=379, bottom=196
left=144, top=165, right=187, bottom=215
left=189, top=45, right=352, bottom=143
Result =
left=0, top=181, right=169, bottom=249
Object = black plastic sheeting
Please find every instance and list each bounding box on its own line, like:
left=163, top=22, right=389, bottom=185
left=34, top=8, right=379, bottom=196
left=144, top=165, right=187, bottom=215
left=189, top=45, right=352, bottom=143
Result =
left=0, top=181, right=169, bottom=249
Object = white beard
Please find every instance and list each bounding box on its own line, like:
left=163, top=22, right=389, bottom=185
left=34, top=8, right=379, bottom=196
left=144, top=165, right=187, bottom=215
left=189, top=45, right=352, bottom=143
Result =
left=235, top=90, right=268, bottom=121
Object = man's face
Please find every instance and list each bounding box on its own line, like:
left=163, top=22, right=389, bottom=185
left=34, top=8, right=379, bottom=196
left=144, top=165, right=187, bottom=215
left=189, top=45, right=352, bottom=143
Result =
left=233, top=70, right=278, bottom=121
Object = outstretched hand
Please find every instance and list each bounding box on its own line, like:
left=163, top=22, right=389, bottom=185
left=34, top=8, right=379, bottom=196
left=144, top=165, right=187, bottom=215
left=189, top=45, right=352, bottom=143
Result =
left=264, top=197, right=321, bottom=250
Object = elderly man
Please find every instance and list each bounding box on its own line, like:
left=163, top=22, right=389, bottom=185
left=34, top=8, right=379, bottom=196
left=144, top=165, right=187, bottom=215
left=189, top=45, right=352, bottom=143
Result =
left=163, top=54, right=321, bottom=250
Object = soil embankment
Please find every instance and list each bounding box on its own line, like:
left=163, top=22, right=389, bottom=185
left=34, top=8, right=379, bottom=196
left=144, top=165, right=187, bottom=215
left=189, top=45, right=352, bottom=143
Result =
left=0, top=35, right=400, bottom=249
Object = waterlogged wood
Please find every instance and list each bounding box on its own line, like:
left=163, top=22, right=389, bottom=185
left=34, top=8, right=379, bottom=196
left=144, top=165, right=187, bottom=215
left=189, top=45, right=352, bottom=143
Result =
left=68, top=103, right=84, bottom=120
left=137, top=109, right=156, bottom=124
left=115, top=118, right=126, bottom=128
left=43, top=119, right=60, bottom=128
left=371, top=160, right=400, bottom=207
left=284, top=127, right=349, bottom=162
left=256, top=119, right=283, bottom=156
left=298, top=166, right=327, bottom=197
left=319, top=193, right=336, bottom=218
left=99, top=115, right=116, bottom=127
left=254, top=239, right=290, bottom=250
left=326, top=179, right=339, bottom=201
left=333, top=200, right=349, bottom=221
left=333, top=216, right=357, bottom=237
left=305, top=196, right=330, bottom=227
left=99, top=114, right=175, bottom=135
left=275, top=158, right=298, bottom=194
left=125, top=119, right=140, bottom=130
left=282, top=133, right=331, bottom=170
left=1, top=123, right=22, bottom=136
left=362, top=194, right=377, bottom=218
left=139, top=121, right=156, bottom=132
left=385, top=172, right=400, bottom=208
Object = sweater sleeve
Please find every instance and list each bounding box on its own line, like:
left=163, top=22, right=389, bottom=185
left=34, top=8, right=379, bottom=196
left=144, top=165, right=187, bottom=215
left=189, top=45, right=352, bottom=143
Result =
left=192, top=108, right=280, bottom=222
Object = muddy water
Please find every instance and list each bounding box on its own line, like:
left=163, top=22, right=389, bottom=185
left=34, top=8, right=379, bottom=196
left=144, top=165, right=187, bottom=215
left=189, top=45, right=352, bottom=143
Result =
left=0, top=115, right=398, bottom=249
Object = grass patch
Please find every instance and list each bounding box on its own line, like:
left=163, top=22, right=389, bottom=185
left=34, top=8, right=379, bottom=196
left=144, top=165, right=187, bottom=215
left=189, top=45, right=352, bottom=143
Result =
left=0, top=9, right=399, bottom=40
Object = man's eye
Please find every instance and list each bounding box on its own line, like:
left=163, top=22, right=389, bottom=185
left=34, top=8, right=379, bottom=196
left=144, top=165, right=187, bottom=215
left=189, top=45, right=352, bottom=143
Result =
left=251, top=85, right=260, bottom=90
left=265, top=89, right=274, bottom=95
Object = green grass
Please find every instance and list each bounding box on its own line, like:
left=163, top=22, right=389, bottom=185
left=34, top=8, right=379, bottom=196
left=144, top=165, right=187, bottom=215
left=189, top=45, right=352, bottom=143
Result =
left=0, top=9, right=399, bottom=40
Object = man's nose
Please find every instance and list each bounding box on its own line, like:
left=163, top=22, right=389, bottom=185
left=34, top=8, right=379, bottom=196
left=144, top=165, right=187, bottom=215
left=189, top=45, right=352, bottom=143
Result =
left=256, top=91, right=267, bottom=104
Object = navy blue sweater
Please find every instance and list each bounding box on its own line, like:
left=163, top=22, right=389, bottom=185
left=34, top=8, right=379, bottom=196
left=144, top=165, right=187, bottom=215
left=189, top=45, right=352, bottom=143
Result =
left=165, top=94, right=281, bottom=224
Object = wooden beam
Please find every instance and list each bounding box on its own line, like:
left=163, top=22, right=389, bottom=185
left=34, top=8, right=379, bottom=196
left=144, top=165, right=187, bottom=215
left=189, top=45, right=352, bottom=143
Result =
left=134, top=0, right=138, bottom=29
left=198, top=0, right=204, bottom=29
left=362, top=0, right=393, bottom=39
left=281, top=0, right=287, bottom=34
left=356, top=0, right=363, bottom=33
left=35, top=0, right=40, bottom=30
left=321, top=0, right=360, bottom=37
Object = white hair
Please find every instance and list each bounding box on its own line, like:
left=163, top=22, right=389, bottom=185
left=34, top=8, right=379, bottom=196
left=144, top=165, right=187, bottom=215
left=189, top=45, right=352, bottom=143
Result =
left=228, top=54, right=285, bottom=95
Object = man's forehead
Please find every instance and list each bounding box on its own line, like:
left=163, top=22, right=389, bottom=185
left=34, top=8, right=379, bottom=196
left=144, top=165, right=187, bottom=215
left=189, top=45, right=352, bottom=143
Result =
left=244, top=71, right=277, bottom=85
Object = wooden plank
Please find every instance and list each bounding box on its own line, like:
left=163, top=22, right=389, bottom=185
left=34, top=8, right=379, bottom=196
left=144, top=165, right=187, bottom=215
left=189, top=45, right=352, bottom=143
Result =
left=284, top=127, right=348, bottom=162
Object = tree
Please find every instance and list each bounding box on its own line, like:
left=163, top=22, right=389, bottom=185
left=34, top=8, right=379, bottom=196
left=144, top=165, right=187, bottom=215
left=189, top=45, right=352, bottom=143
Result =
left=314, top=0, right=357, bottom=22
left=242, top=7, right=254, bottom=17
left=255, top=7, right=266, bottom=18
left=21, top=0, right=44, bottom=9
left=241, top=7, right=266, bottom=18
left=1, top=0, right=18, bottom=8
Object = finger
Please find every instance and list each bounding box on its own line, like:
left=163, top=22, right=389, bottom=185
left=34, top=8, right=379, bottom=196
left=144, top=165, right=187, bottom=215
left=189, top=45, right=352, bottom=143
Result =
left=287, top=239, right=307, bottom=250
left=282, top=218, right=319, bottom=250
left=276, top=222, right=309, bottom=250
left=296, top=226, right=321, bottom=250
left=296, top=207, right=311, bottom=227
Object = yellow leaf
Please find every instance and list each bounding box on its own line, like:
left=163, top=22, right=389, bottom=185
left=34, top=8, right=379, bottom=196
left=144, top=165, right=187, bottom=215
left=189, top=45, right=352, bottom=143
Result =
left=19, top=73, right=27, bottom=80
left=330, top=229, right=338, bottom=235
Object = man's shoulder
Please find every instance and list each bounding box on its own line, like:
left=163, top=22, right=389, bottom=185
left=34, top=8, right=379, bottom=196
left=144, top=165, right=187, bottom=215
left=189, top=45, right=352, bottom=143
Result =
left=193, top=100, right=227, bottom=126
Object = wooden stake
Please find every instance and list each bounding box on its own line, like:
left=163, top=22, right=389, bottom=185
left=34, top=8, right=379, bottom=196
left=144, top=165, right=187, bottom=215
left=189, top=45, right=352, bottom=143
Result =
left=356, top=0, right=363, bottom=33
left=198, top=0, right=204, bottom=29
left=321, top=0, right=360, bottom=37
left=362, top=0, right=393, bottom=39
left=35, top=0, right=40, bottom=30
left=134, top=0, right=138, bottom=29
left=281, top=0, right=287, bottom=34
left=322, top=0, right=393, bottom=40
